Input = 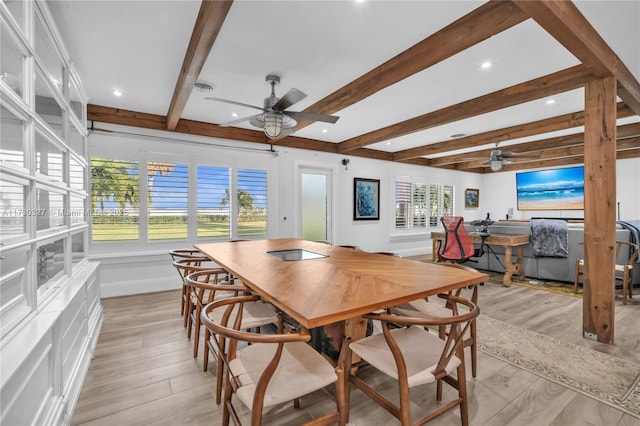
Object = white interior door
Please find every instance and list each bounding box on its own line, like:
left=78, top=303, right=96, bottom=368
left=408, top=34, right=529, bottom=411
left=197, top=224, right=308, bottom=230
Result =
left=299, top=168, right=332, bottom=243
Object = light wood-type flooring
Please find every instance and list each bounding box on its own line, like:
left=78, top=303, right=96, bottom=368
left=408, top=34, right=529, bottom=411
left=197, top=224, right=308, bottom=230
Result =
left=72, top=266, right=640, bottom=425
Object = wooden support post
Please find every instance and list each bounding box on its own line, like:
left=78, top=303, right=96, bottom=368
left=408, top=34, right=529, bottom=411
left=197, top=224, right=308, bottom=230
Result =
left=583, top=76, right=617, bottom=344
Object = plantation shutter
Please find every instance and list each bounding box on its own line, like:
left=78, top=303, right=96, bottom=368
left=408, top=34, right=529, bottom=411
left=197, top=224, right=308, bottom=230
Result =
left=148, top=162, right=188, bottom=241
left=395, top=180, right=411, bottom=229
left=197, top=165, right=231, bottom=239
left=237, top=168, right=267, bottom=237
left=90, top=157, right=140, bottom=242
left=412, top=183, right=427, bottom=228
left=429, top=184, right=441, bottom=227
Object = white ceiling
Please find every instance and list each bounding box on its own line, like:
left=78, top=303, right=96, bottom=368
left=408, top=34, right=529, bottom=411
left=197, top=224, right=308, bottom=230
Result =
left=47, top=0, right=640, bottom=158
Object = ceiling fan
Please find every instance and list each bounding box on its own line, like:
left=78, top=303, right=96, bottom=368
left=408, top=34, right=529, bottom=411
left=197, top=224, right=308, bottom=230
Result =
left=205, top=74, right=339, bottom=139
left=483, top=143, right=538, bottom=171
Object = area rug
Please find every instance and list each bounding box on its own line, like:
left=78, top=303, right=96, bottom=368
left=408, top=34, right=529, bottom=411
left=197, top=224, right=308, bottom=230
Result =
left=481, top=269, right=581, bottom=297
left=477, top=315, right=640, bottom=418
left=419, top=257, right=580, bottom=297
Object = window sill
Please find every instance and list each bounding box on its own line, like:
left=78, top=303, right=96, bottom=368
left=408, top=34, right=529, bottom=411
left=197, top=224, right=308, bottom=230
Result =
left=389, top=231, right=430, bottom=242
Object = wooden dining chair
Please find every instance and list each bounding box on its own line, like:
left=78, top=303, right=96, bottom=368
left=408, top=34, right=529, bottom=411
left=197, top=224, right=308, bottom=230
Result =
left=200, top=295, right=346, bottom=426
left=186, top=270, right=278, bottom=404
left=574, top=240, right=639, bottom=304
left=393, top=262, right=481, bottom=378
left=169, top=248, right=209, bottom=317
left=172, top=257, right=229, bottom=329
left=345, top=294, right=479, bottom=426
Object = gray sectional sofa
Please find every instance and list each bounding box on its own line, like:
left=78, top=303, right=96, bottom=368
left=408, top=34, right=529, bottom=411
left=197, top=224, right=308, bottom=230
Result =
left=464, top=221, right=640, bottom=285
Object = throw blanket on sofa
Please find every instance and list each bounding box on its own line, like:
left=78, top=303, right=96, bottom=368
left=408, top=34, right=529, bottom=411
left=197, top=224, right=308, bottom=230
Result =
left=617, top=220, right=640, bottom=263
left=530, top=219, right=568, bottom=258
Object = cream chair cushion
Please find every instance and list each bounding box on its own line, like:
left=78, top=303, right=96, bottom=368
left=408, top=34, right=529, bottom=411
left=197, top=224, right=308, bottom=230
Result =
left=349, top=325, right=461, bottom=388
left=230, top=341, right=337, bottom=409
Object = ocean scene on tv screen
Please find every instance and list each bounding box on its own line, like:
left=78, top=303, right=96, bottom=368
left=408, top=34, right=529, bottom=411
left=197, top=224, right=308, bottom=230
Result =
left=516, top=166, right=584, bottom=210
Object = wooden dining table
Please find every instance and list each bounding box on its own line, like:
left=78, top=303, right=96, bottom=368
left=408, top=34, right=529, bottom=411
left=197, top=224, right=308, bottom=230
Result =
left=194, top=238, right=488, bottom=418
left=195, top=238, right=488, bottom=329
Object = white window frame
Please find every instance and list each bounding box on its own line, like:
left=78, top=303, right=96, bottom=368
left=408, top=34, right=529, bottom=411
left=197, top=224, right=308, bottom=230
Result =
left=393, top=176, right=428, bottom=232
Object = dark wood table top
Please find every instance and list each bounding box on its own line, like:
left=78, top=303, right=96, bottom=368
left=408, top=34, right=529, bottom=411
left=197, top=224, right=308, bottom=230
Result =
left=195, top=238, right=488, bottom=329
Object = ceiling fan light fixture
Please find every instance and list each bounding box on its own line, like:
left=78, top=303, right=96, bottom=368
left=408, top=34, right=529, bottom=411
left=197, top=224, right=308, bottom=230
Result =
left=263, top=112, right=283, bottom=138
left=490, top=160, right=502, bottom=172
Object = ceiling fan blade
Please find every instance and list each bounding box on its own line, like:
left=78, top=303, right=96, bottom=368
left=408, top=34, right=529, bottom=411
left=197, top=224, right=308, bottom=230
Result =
left=205, top=97, right=265, bottom=112
left=281, top=127, right=295, bottom=136
left=272, top=88, right=307, bottom=111
left=285, top=111, right=340, bottom=124
left=219, top=113, right=262, bottom=127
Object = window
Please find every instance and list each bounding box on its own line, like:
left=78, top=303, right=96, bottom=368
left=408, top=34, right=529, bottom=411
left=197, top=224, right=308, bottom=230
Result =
left=92, top=159, right=269, bottom=243
left=429, top=184, right=455, bottom=226
left=90, top=158, right=139, bottom=242
left=237, top=168, right=267, bottom=237
left=197, top=165, right=230, bottom=239
left=148, top=162, right=188, bottom=241
left=0, top=21, right=25, bottom=98
left=395, top=179, right=427, bottom=230
left=0, top=104, right=26, bottom=168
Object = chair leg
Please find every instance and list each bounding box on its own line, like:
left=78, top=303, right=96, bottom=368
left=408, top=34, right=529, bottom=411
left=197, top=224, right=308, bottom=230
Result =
left=216, top=334, right=226, bottom=405
left=622, top=268, right=629, bottom=305
left=180, top=284, right=186, bottom=315
left=456, top=361, right=470, bottom=426
left=335, top=363, right=347, bottom=426
left=193, top=305, right=201, bottom=358
left=573, top=259, right=581, bottom=294
left=203, top=329, right=210, bottom=371
left=184, top=294, right=192, bottom=329
left=470, top=319, right=477, bottom=378
left=186, top=302, right=194, bottom=337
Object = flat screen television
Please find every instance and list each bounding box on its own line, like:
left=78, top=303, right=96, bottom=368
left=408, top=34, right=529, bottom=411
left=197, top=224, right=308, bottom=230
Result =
left=516, top=166, right=584, bottom=211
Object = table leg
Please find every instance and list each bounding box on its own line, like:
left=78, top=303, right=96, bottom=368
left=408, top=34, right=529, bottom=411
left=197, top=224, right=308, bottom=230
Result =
left=336, top=316, right=368, bottom=423
left=502, top=245, right=525, bottom=286
left=432, top=239, right=441, bottom=262
left=516, top=246, right=525, bottom=280
left=503, top=246, right=515, bottom=287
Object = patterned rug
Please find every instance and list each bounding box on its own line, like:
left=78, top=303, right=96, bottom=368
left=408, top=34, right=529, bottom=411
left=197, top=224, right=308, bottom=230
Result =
left=478, top=315, right=640, bottom=418
left=418, top=257, right=580, bottom=297
left=481, top=269, right=581, bottom=297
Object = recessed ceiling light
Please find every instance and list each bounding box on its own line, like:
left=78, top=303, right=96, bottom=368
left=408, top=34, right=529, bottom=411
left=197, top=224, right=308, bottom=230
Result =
left=481, top=61, right=492, bottom=69
left=322, top=129, right=328, bottom=133
left=232, top=113, right=238, bottom=117
left=546, top=99, right=556, bottom=105
left=113, top=89, right=122, bottom=97
left=386, top=141, right=392, bottom=146
left=450, top=133, right=466, bottom=138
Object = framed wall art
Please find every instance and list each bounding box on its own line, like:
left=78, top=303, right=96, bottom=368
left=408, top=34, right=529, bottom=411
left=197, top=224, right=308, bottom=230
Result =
left=354, top=178, right=380, bottom=220
left=465, top=188, right=479, bottom=208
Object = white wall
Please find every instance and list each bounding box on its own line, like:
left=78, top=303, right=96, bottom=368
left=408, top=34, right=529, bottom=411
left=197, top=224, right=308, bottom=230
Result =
left=88, top=125, right=640, bottom=297
left=480, top=158, right=640, bottom=221
left=88, top=124, right=484, bottom=296
left=88, top=124, right=484, bottom=257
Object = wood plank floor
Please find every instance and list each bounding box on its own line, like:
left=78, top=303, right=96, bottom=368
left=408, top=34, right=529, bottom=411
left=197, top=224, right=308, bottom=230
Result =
left=72, top=268, right=640, bottom=425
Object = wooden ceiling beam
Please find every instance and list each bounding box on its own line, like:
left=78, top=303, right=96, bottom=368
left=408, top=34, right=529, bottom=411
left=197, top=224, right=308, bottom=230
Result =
left=429, top=121, right=640, bottom=167
left=338, top=65, right=595, bottom=153
left=281, top=0, right=528, bottom=135
left=165, top=0, right=233, bottom=131
left=457, top=136, right=640, bottom=171
left=394, top=103, right=634, bottom=161
left=513, top=0, right=640, bottom=115
left=89, top=104, right=397, bottom=161
left=493, top=156, right=584, bottom=173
